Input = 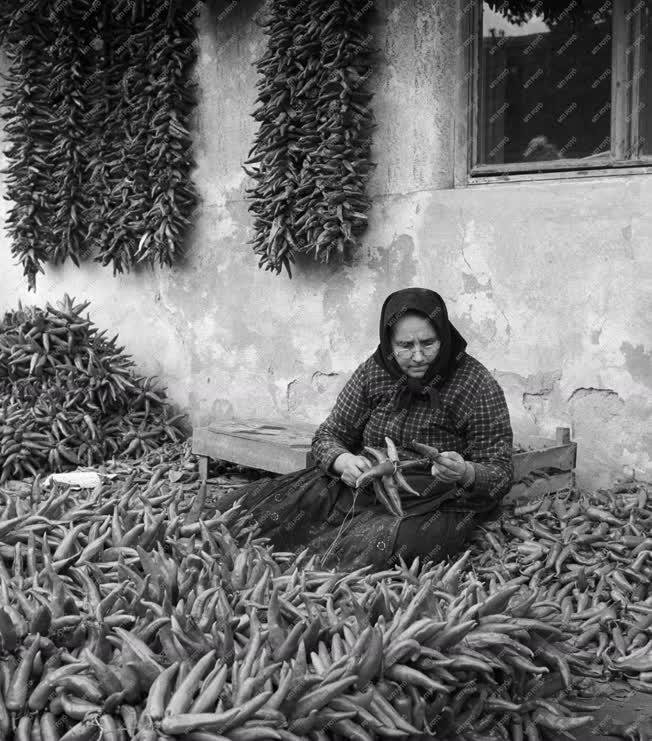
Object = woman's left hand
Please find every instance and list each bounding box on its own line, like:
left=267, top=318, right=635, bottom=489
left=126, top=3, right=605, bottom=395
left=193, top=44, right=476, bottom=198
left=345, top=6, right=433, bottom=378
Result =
left=430, top=451, right=473, bottom=484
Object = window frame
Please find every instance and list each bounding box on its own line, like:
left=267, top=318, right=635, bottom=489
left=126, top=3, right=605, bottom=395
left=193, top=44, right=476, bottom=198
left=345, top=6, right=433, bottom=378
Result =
left=454, top=0, right=652, bottom=186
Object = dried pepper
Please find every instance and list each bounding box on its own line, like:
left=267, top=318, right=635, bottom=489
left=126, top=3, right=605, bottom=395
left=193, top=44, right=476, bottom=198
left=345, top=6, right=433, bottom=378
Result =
left=246, top=0, right=376, bottom=276
left=1, top=0, right=199, bottom=288
left=95, top=0, right=199, bottom=274
left=46, top=0, right=100, bottom=267
left=1, top=0, right=57, bottom=289
left=0, top=295, right=186, bottom=482
left=138, top=1, right=199, bottom=271
left=93, top=0, right=157, bottom=273
left=0, top=472, right=615, bottom=739
left=84, top=0, right=132, bottom=261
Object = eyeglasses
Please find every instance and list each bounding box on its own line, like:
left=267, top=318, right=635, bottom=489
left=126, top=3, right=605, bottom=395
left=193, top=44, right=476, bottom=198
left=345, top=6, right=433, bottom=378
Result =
left=393, top=340, right=441, bottom=358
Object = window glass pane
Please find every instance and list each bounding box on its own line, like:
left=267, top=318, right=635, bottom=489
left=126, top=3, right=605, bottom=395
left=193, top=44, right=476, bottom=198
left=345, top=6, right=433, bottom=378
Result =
left=637, top=2, right=652, bottom=156
left=478, top=1, right=613, bottom=165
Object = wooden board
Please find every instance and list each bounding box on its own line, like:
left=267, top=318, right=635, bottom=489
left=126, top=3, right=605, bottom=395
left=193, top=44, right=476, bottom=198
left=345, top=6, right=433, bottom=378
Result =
left=193, top=419, right=314, bottom=475
left=192, top=419, right=577, bottom=497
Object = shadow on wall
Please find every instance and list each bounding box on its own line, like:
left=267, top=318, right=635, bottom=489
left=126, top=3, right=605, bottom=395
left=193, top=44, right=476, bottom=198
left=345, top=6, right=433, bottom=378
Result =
left=205, top=0, right=266, bottom=43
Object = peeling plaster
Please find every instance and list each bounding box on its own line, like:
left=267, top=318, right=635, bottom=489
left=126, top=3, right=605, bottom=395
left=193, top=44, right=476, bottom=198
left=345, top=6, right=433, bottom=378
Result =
left=311, top=371, right=340, bottom=392
left=521, top=371, right=562, bottom=418
left=523, top=389, right=550, bottom=402
left=287, top=370, right=347, bottom=421
left=525, top=370, right=562, bottom=395
left=568, top=387, right=623, bottom=404
left=621, top=223, right=634, bottom=260
left=620, top=342, right=652, bottom=388
left=452, top=293, right=509, bottom=346
left=459, top=218, right=494, bottom=287
left=567, top=386, right=636, bottom=487
left=462, top=272, right=489, bottom=294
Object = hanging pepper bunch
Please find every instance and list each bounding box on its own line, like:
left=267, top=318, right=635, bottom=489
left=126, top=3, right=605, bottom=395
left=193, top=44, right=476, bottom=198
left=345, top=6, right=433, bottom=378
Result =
left=95, top=0, right=199, bottom=274
left=1, top=0, right=58, bottom=289
left=136, top=1, right=198, bottom=272
left=46, top=0, right=100, bottom=267
left=85, top=0, right=132, bottom=260
left=0, top=0, right=23, bottom=46
left=93, top=0, right=156, bottom=273
left=246, top=0, right=376, bottom=277
left=1, top=0, right=199, bottom=289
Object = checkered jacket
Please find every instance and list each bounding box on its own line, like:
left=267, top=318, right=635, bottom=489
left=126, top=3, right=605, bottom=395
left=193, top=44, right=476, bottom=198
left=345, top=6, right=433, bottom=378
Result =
left=311, top=353, right=514, bottom=510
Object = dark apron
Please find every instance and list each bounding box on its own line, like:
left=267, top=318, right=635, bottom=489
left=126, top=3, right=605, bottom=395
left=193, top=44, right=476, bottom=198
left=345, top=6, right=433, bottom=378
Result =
left=211, top=465, right=496, bottom=571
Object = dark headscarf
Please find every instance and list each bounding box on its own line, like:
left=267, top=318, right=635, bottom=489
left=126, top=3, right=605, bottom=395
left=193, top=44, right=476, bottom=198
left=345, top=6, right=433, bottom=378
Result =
left=372, top=288, right=467, bottom=411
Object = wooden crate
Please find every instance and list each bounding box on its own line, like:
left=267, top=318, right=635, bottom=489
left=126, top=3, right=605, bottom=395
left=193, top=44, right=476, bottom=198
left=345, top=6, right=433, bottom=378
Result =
left=506, top=428, right=577, bottom=502
left=192, top=419, right=577, bottom=500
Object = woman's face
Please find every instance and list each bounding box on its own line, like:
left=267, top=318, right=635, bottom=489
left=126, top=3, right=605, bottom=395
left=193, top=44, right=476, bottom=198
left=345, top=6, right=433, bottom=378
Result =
left=390, top=314, right=441, bottom=378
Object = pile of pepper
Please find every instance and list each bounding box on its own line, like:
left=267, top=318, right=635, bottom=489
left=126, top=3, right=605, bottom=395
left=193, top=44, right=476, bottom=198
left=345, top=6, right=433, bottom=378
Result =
left=246, top=0, right=375, bottom=277
left=0, top=0, right=199, bottom=289
left=470, top=481, right=652, bottom=718
left=0, top=411, right=648, bottom=738
left=0, top=467, right=605, bottom=741
left=0, top=296, right=185, bottom=482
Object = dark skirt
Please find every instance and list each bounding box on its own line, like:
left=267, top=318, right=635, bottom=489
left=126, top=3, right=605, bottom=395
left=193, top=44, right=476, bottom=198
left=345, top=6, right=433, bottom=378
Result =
left=214, top=465, right=495, bottom=571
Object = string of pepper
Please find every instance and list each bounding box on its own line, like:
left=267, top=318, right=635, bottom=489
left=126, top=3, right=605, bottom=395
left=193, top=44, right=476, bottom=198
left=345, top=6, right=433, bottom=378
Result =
left=138, top=0, right=199, bottom=271
left=95, top=0, right=199, bottom=275
left=85, top=0, right=122, bottom=259
left=0, top=0, right=199, bottom=288
left=246, top=0, right=376, bottom=277
left=94, top=0, right=156, bottom=273
left=47, top=0, right=98, bottom=268
left=1, top=0, right=57, bottom=289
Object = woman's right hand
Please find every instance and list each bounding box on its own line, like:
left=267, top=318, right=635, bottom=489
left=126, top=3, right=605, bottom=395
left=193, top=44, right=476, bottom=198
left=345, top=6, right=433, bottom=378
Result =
left=331, top=453, right=373, bottom=488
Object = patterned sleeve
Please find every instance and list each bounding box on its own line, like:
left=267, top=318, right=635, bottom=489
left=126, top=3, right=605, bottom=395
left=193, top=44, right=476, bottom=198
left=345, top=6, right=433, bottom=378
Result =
left=310, top=363, right=371, bottom=474
left=457, top=376, right=514, bottom=510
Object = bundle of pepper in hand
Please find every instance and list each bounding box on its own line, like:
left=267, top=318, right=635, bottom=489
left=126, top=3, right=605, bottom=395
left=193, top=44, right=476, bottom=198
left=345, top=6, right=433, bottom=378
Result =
left=0, top=295, right=186, bottom=482
left=354, top=436, right=445, bottom=517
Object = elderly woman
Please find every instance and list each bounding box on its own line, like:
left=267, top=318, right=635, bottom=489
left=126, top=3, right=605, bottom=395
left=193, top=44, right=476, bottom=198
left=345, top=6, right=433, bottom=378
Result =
left=221, top=288, right=513, bottom=570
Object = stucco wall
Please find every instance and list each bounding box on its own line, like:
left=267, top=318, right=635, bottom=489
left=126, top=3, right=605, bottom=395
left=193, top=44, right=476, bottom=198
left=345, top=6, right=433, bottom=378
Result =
left=0, top=0, right=649, bottom=488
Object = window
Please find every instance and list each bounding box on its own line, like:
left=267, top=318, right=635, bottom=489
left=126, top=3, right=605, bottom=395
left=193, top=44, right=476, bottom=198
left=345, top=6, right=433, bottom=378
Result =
left=457, top=0, right=652, bottom=182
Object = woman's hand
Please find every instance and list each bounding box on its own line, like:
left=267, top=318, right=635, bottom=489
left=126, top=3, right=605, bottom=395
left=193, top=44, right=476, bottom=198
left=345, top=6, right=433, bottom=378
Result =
left=430, top=451, right=475, bottom=486
left=332, top=453, right=373, bottom=488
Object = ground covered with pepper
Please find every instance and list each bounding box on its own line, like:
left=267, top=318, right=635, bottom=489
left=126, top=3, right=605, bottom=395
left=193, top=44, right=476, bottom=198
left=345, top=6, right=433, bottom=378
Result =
left=0, top=438, right=648, bottom=739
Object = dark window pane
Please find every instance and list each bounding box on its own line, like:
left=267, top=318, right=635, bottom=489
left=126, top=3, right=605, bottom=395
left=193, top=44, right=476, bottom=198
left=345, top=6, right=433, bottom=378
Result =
left=478, top=1, right=612, bottom=165
left=636, top=2, right=652, bottom=156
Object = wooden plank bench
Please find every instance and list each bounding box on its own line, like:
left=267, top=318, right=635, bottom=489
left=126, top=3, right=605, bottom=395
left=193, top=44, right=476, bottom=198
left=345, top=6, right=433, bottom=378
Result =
left=192, top=419, right=577, bottom=503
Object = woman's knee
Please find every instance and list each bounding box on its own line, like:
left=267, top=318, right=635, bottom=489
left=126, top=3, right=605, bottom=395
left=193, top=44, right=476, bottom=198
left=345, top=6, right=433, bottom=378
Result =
left=394, top=511, right=476, bottom=563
